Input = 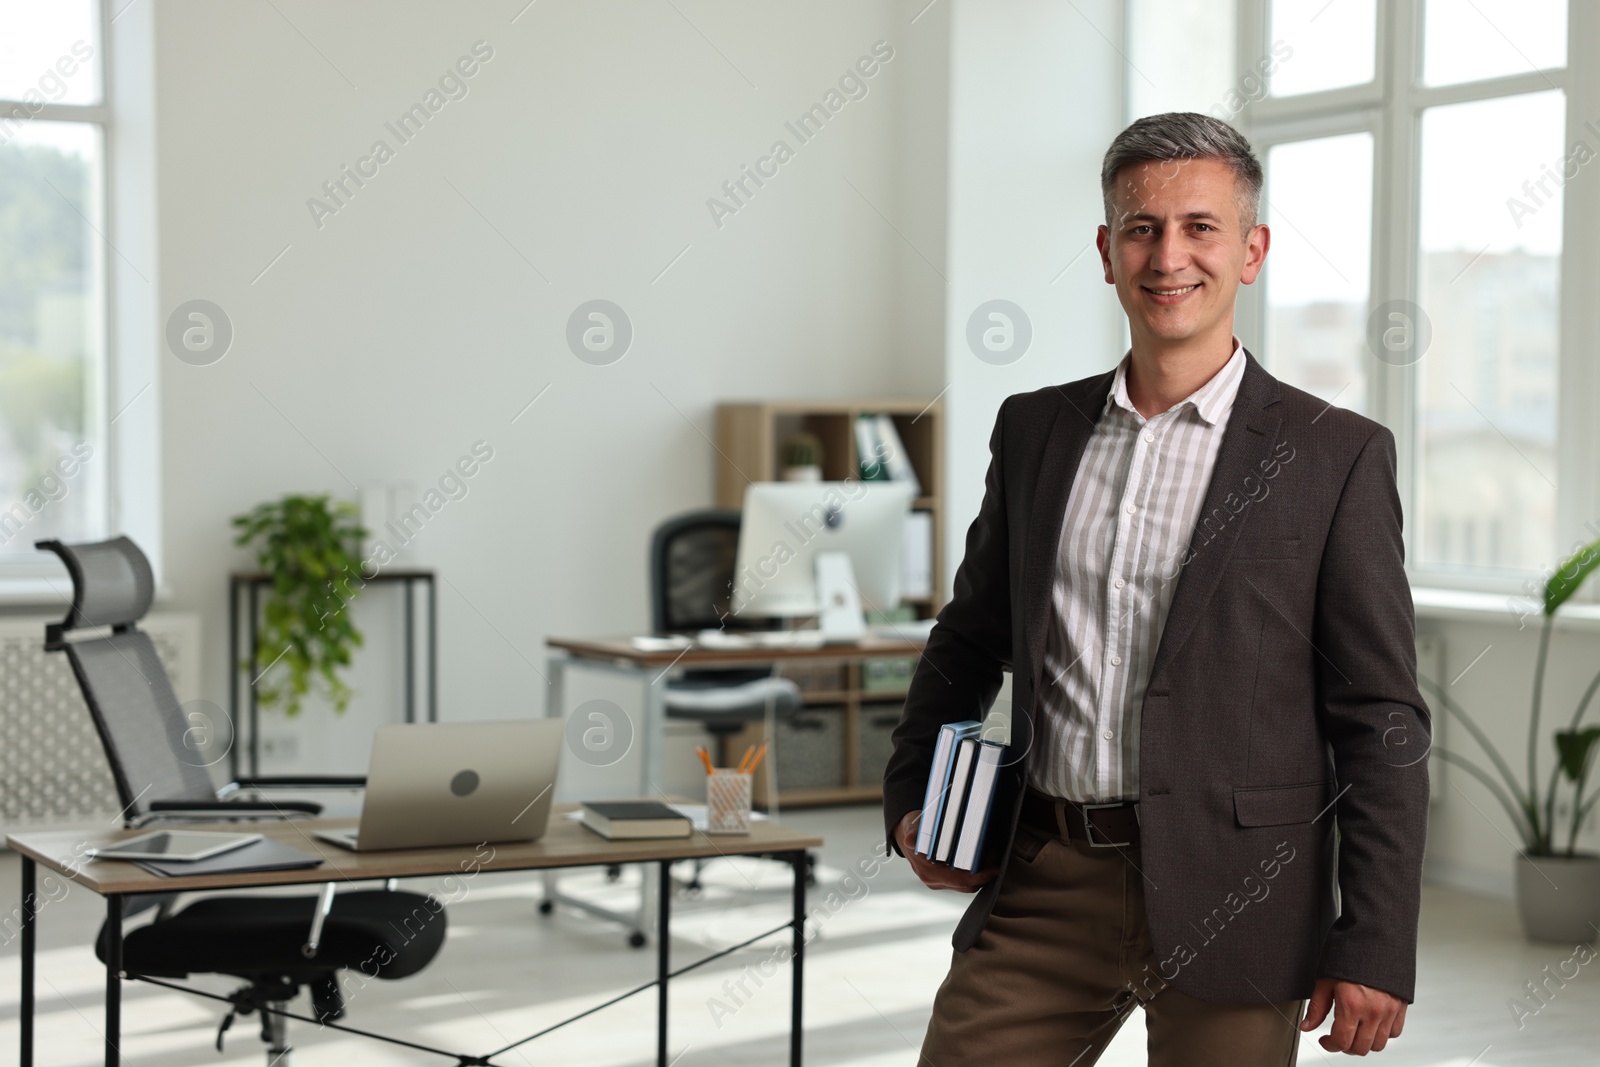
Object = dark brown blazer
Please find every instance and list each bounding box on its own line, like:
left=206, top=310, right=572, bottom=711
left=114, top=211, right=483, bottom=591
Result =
left=883, top=348, right=1431, bottom=1005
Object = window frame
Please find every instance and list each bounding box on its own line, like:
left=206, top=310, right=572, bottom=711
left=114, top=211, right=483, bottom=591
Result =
left=1231, top=0, right=1598, bottom=601
left=0, top=0, right=117, bottom=591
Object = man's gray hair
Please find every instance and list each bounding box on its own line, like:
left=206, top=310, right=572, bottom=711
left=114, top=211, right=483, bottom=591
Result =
left=1100, top=111, right=1263, bottom=235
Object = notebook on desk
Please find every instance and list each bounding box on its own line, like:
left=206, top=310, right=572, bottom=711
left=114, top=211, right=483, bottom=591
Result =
left=133, top=837, right=322, bottom=878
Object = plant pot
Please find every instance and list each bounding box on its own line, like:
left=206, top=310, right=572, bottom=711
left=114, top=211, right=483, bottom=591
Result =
left=782, top=465, right=822, bottom=482
left=1516, top=851, right=1600, bottom=943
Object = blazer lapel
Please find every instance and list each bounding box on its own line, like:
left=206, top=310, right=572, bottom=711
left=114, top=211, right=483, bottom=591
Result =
left=1021, top=370, right=1115, bottom=694
left=1144, top=347, right=1283, bottom=689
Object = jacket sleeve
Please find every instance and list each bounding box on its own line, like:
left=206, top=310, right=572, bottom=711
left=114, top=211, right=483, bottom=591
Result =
left=882, top=396, right=1014, bottom=857
left=1312, top=425, right=1431, bottom=1002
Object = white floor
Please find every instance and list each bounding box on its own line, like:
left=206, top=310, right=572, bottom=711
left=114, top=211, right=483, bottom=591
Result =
left=0, top=805, right=1593, bottom=1065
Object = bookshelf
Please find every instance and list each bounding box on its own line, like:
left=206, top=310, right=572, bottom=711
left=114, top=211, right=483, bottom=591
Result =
left=714, top=398, right=945, bottom=808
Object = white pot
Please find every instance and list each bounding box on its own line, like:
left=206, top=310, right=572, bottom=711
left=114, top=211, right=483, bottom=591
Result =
left=782, top=465, right=822, bottom=482
left=1516, top=851, right=1600, bottom=943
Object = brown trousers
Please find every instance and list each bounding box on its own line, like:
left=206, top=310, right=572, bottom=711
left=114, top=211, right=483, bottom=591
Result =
left=920, top=818, right=1305, bottom=1066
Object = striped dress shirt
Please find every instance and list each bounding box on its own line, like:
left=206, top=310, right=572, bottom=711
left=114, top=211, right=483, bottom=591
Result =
left=1028, top=337, right=1247, bottom=802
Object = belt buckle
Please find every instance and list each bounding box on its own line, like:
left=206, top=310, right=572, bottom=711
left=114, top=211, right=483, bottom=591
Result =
left=1080, top=802, right=1133, bottom=848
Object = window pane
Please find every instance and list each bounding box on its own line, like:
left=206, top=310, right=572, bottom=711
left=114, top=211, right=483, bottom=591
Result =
left=1263, top=133, right=1374, bottom=415
left=1268, top=0, right=1376, bottom=97
left=1424, top=0, right=1566, bottom=87
left=1126, top=0, right=1239, bottom=122
left=0, top=121, right=106, bottom=559
left=1416, top=91, right=1563, bottom=573
left=0, top=0, right=101, bottom=107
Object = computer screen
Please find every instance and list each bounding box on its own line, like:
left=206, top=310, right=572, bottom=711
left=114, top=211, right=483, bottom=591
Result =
left=730, top=481, right=915, bottom=620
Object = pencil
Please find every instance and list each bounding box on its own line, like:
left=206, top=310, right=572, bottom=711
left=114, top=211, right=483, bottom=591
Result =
left=736, top=744, right=755, bottom=773
left=745, top=742, right=768, bottom=775
left=695, top=746, right=715, bottom=775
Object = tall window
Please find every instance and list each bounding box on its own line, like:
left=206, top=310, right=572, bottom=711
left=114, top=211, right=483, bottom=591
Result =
left=0, top=0, right=107, bottom=571
left=1128, top=0, right=1585, bottom=593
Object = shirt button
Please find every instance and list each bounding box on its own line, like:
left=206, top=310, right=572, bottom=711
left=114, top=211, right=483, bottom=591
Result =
left=1103, top=730, right=1115, bottom=740
left=1125, top=502, right=1136, bottom=514
left=1110, top=655, right=1122, bottom=666
left=1144, top=432, right=1155, bottom=442
left=1113, top=577, right=1125, bottom=588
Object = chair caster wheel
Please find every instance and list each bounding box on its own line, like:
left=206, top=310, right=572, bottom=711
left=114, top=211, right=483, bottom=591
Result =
left=628, top=930, right=647, bottom=949
left=538, top=900, right=554, bottom=915
left=605, top=864, right=623, bottom=883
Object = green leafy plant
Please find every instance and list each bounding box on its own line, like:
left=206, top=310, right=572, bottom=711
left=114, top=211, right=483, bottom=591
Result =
left=782, top=431, right=822, bottom=469
left=232, top=494, right=367, bottom=717
left=1419, top=537, right=1600, bottom=857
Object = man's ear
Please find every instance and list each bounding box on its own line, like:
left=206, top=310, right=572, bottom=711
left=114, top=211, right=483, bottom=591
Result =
left=1097, top=225, right=1115, bottom=284
left=1239, top=223, right=1270, bottom=285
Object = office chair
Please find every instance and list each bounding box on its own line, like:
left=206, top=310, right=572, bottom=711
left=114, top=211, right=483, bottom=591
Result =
left=651, top=508, right=803, bottom=765
left=38, top=537, right=447, bottom=1064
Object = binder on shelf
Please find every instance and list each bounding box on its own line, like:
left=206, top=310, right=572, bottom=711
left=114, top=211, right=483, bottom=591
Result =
left=901, top=510, right=933, bottom=600
left=915, top=719, right=982, bottom=856
left=934, top=737, right=980, bottom=863
left=854, top=415, right=890, bottom=481
left=873, top=413, right=923, bottom=496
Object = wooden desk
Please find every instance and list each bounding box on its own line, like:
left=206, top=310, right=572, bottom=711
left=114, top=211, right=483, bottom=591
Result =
left=10, top=805, right=822, bottom=1067
left=546, top=633, right=927, bottom=807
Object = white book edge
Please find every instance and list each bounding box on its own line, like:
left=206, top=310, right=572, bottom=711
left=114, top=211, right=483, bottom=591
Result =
left=916, top=727, right=957, bottom=855
left=935, top=739, right=978, bottom=863
left=953, top=743, right=1003, bottom=870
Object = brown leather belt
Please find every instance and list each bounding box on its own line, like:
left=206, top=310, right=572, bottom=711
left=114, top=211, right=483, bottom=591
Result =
left=1020, top=787, right=1141, bottom=848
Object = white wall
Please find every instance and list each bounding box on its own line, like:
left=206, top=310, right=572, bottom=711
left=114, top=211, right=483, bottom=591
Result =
left=146, top=0, right=947, bottom=774
left=941, top=0, right=1128, bottom=583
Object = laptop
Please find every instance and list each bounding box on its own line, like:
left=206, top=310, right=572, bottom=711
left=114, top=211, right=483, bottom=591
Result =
left=315, top=720, right=564, bottom=852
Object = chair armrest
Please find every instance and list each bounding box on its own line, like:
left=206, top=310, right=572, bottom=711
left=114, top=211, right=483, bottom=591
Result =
left=226, top=775, right=367, bottom=791
left=147, top=798, right=323, bottom=815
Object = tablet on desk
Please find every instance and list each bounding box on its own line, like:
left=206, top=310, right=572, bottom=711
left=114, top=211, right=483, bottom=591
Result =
left=85, top=830, right=262, bottom=863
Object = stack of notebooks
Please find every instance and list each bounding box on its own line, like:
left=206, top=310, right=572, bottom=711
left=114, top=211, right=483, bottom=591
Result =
left=915, top=720, right=1003, bottom=871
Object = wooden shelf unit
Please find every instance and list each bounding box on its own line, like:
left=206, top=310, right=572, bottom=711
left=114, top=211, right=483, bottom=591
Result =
left=714, top=398, right=945, bottom=808
left=714, top=398, right=946, bottom=618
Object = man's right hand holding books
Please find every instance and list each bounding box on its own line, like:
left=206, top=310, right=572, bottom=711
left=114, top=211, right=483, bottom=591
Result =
left=895, top=810, right=998, bottom=893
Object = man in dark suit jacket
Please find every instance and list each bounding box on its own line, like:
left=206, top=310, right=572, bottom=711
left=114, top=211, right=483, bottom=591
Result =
left=884, top=112, right=1429, bottom=1065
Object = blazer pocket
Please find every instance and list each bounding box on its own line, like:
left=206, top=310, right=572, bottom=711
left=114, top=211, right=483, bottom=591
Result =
left=1230, top=537, right=1302, bottom=560
left=1233, top=780, right=1334, bottom=827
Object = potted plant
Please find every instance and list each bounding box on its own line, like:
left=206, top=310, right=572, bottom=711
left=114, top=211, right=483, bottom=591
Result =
left=781, top=431, right=823, bottom=481
left=232, top=494, right=368, bottom=717
left=1418, top=536, right=1600, bottom=942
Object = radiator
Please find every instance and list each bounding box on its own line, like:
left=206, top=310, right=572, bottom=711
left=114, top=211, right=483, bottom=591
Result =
left=0, top=612, right=201, bottom=836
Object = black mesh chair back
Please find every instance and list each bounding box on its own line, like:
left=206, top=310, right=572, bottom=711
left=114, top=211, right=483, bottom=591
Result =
left=651, top=509, right=742, bottom=633
left=38, top=537, right=217, bottom=821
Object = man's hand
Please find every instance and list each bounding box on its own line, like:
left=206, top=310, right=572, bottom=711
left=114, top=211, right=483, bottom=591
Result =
left=894, top=810, right=997, bottom=892
left=1300, top=978, right=1408, bottom=1055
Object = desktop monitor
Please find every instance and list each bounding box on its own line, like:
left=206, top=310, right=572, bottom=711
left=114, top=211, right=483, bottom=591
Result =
left=730, top=481, right=916, bottom=625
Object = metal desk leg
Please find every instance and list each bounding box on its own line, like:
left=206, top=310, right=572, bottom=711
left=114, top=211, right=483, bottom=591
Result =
left=105, top=895, right=121, bottom=1067
left=657, top=857, right=671, bottom=1067
left=791, top=850, right=806, bottom=1067
left=642, top=663, right=667, bottom=796
left=404, top=578, right=416, bottom=724
left=427, top=575, right=438, bottom=722
left=20, top=856, right=34, bottom=1067
left=228, top=577, right=241, bottom=781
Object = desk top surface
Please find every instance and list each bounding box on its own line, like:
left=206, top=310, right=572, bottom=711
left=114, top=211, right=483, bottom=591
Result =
left=547, top=633, right=926, bottom=665
left=6, top=802, right=824, bottom=896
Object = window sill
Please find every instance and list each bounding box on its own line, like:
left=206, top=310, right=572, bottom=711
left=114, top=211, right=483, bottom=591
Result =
left=1412, top=586, right=1600, bottom=633
left=0, top=579, right=176, bottom=611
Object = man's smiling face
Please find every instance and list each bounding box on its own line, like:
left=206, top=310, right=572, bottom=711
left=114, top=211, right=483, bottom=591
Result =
left=1096, top=156, right=1268, bottom=351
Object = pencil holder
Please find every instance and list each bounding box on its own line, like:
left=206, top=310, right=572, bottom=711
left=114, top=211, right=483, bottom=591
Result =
left=706, top=771, right=753, bottom=834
